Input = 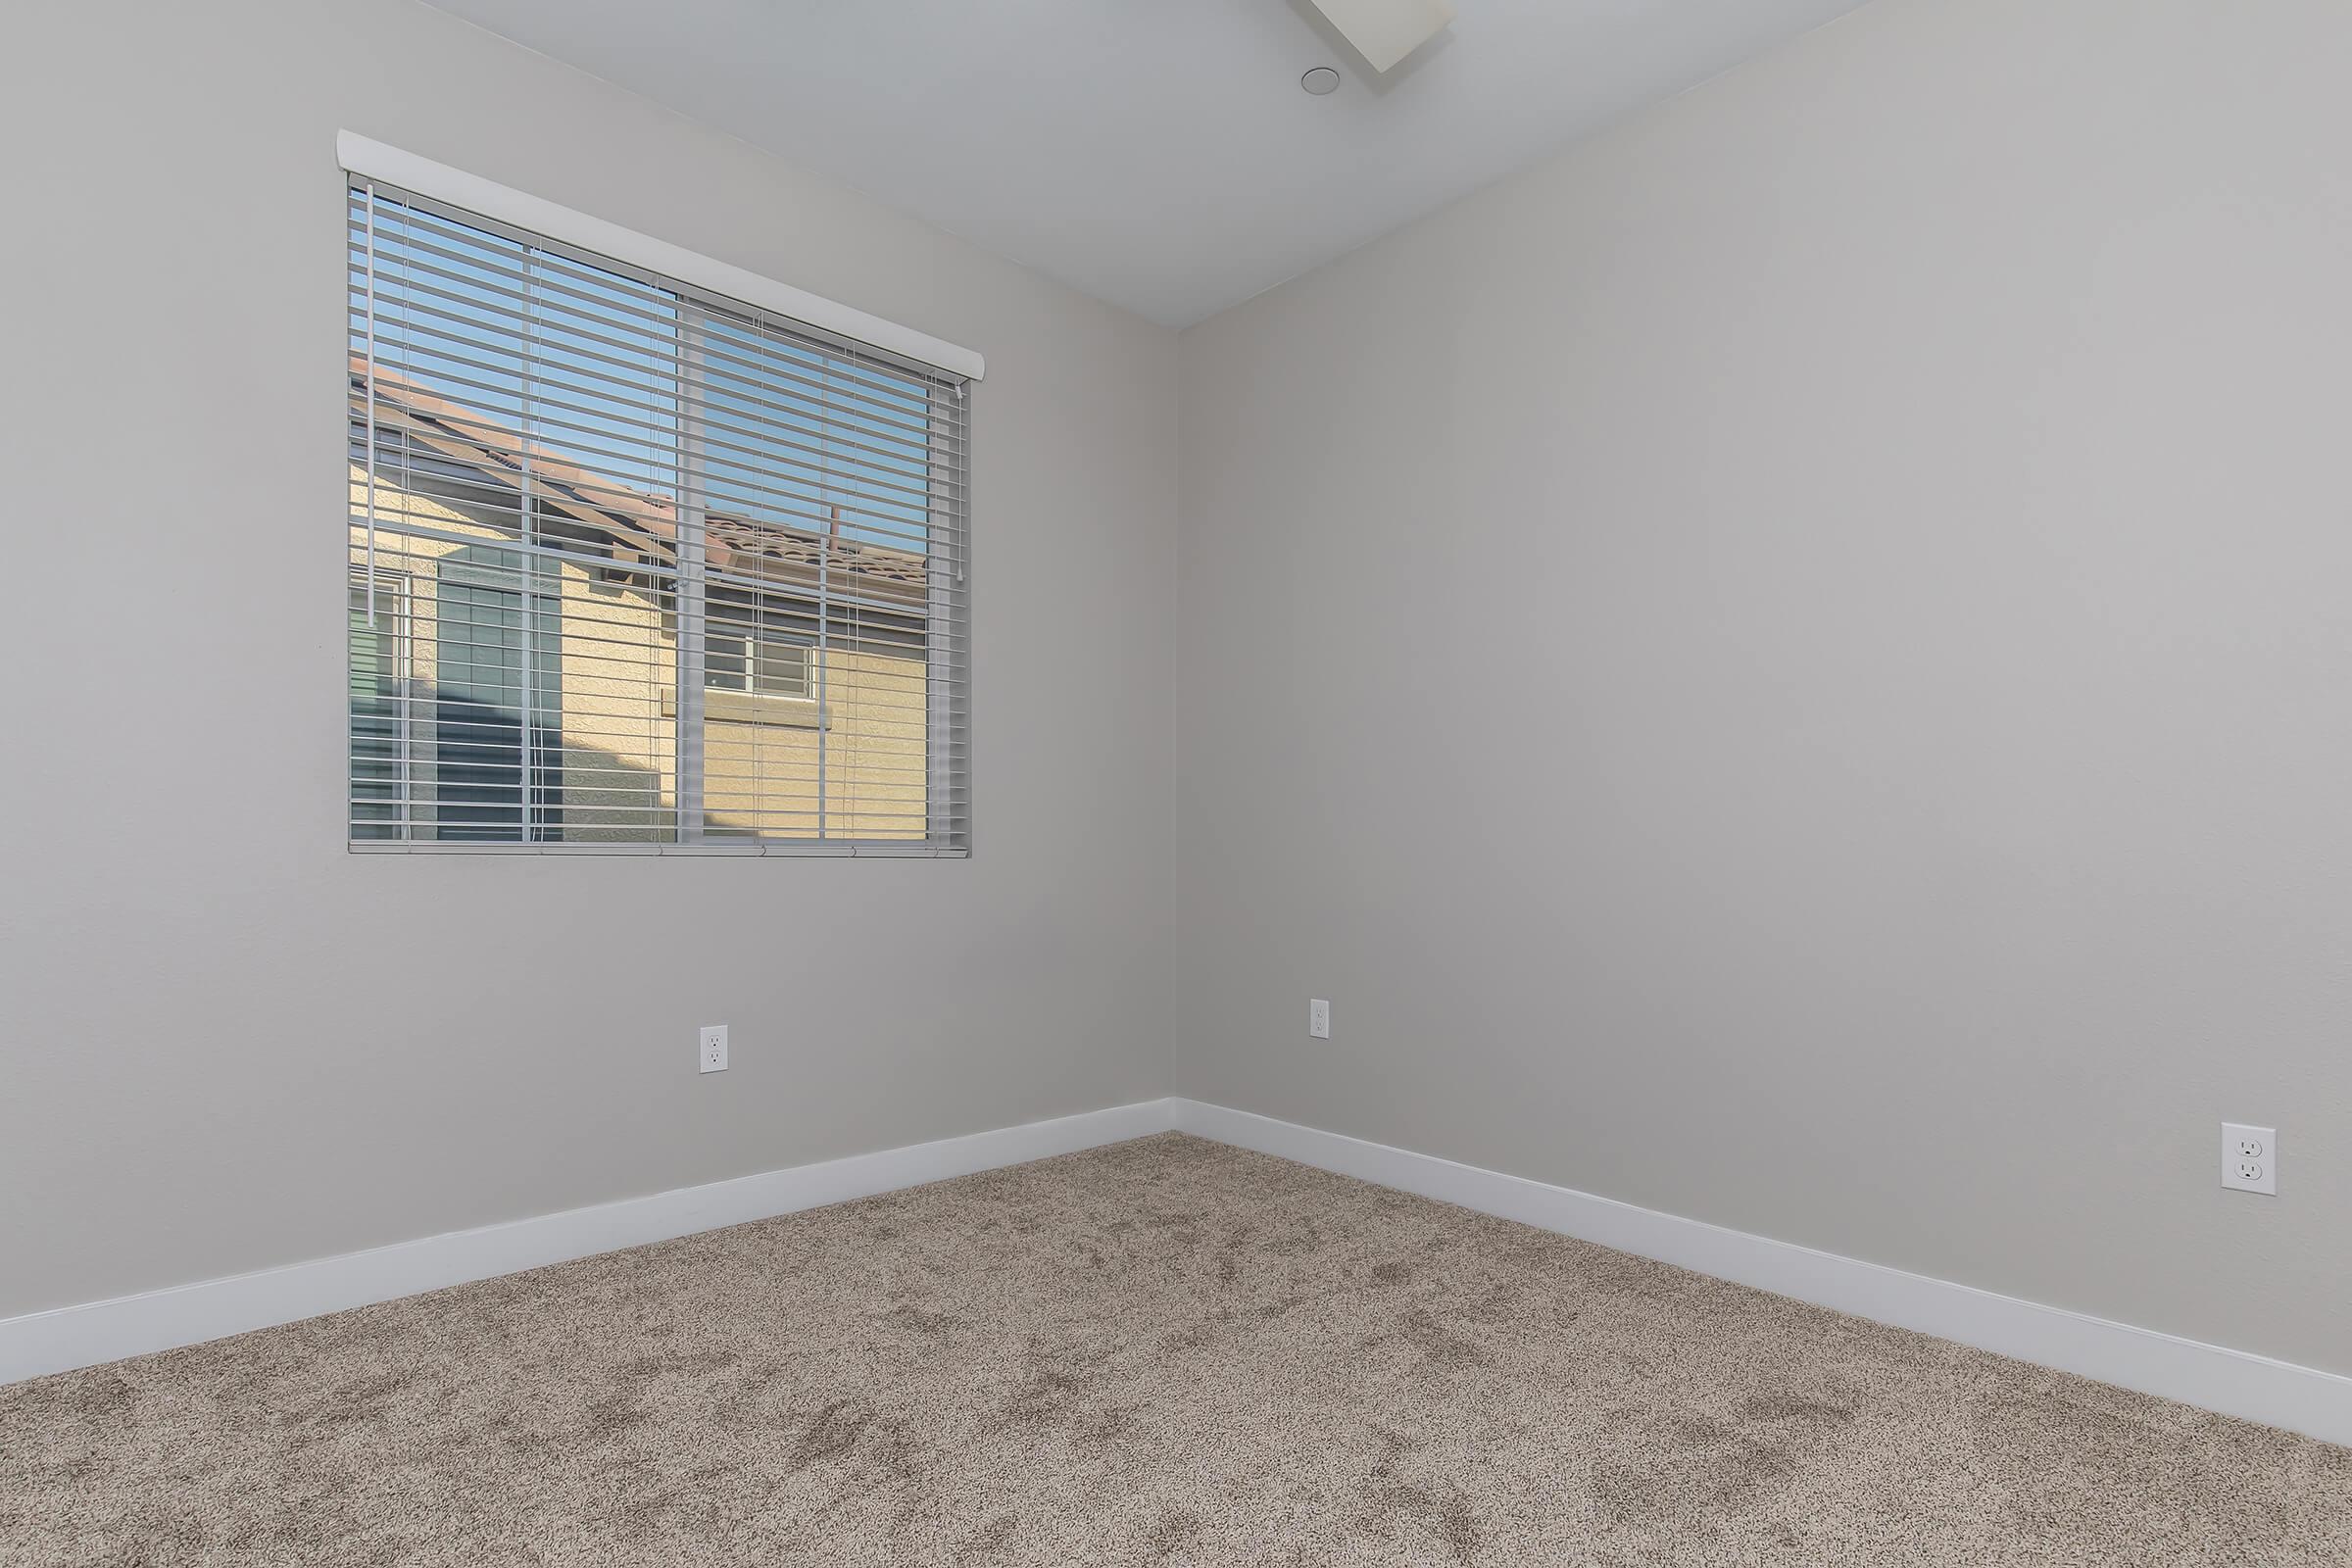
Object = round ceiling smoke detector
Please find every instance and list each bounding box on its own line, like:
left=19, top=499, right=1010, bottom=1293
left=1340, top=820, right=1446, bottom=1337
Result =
left=1300, top=67, right=1342, bottom=96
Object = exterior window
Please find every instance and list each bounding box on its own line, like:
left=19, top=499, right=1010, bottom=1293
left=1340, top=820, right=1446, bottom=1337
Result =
left=347, top=180, right=969, bottom=854
left=706, top=630, right=811, bottom=699
left=348, top=571, right=409, bottom=841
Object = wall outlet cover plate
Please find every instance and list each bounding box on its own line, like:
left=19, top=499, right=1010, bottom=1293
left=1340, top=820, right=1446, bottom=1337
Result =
left=2221, top=1122, right=2276, bottom=1195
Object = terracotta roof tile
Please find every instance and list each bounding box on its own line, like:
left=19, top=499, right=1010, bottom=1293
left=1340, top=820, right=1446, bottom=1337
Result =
left=352, top=357, right=929, bottom=609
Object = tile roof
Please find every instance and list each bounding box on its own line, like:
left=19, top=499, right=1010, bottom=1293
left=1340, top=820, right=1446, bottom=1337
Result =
left=351, top=357, right=930, bottom=610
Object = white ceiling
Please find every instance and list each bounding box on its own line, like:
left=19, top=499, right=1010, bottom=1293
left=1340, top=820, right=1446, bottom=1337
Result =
left=423, top=0, right=1872, bottom=328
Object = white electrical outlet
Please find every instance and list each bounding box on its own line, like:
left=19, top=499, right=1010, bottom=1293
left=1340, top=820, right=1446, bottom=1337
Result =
left=1308, top=999, right=1331, bottom=1040
left=2221, top=1122, right=2275, bottom=1195
left=699, top=1024, right=729, bottom=1075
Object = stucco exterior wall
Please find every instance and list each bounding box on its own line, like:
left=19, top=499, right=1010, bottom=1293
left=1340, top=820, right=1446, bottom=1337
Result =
left=349, top=466, right=926, bottom=842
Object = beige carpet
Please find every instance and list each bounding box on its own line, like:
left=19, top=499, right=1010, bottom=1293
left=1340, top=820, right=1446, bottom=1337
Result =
left=3, top=1135, right=2346, bottom=1566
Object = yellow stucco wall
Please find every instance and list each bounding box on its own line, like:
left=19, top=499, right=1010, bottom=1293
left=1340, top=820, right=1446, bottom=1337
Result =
left=350, top=466, right=929, bottom=842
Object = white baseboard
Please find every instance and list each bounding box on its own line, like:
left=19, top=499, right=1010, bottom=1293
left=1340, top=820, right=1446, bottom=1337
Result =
left=0, top=1098, right=1177, bottom=1387
left=1169, top=1099, right=2352, bottom=1448
left=12, top=1094, right=2344, bottom=1449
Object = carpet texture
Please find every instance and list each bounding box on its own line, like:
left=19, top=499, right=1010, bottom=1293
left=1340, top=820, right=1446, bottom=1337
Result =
left=3, top=1134, right=2347, bottom=1565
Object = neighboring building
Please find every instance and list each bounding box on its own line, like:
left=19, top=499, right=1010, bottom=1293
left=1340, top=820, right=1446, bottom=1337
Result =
left=348, top=364, right=935, bottom=844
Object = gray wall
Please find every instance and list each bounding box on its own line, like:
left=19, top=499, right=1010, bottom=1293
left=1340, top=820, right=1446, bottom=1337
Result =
left=0, top=0, right=1178, bottom=1317
left=1175, top=0, right=2352, bottom=1375
left=5, top=0, right=2344, bottom=1384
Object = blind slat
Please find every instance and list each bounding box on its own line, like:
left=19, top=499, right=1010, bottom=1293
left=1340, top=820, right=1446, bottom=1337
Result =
left=348, top=180, right=971, bottom=856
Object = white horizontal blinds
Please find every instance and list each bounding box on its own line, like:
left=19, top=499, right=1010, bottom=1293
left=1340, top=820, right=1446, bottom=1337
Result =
left=348, top=180, right=971, bottom=855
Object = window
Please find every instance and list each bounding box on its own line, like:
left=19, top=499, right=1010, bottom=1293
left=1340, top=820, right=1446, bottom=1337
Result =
left=347, top=175, right=970, bottom=854
left=705, top=627, right=811, bottom=700
left=348, top=570, right=409, bottom=840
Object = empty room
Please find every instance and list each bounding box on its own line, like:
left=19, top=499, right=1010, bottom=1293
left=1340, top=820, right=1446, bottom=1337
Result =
left=3, top=0, right=2348, bottom=1561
